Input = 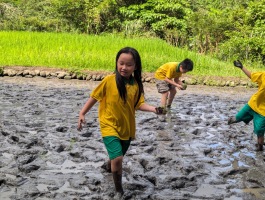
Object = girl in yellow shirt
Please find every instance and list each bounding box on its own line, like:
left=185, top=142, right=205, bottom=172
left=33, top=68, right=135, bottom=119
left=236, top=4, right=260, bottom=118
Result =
left=77, top=47, right=164, bottom=196
left=228, top=60, right=265, bottom=151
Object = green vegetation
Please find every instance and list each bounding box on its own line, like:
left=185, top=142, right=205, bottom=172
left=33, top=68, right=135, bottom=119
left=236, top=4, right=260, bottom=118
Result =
left=0, top=31, right=261, bottom=77
left=1, top=0, right=265, bottom=66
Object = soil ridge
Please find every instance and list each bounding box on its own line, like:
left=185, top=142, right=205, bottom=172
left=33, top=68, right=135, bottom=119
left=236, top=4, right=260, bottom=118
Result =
left=0, top=66, right=257, bottom=88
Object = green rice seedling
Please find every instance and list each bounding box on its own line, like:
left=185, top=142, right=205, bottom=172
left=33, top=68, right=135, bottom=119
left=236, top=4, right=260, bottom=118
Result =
left=0, top=31, right=260, bottom=78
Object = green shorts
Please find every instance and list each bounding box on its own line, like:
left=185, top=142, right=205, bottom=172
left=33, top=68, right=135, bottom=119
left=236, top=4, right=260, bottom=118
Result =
left=236, top=104, right=265, bottom=136
left=103, top=136, right=131, bottom=160
left=156, top=80, right=175, bottom=93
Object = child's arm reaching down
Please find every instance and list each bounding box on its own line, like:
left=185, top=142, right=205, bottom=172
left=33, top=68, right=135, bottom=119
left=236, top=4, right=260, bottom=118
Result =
left=78, top=97, right=97, bottom=131
left=138, top=104, right=166, bottom=114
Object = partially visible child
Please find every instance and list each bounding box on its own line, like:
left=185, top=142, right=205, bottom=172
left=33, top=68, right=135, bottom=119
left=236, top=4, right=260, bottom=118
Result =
left=77, top=47, right=164, bottom=196
left=228, top=60, right=265, bottom=151
left=154, top=59, right=194, bottom=108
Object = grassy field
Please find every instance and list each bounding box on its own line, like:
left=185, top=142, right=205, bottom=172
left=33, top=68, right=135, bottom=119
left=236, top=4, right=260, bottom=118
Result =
left=0, top=31, right=262, bottom=77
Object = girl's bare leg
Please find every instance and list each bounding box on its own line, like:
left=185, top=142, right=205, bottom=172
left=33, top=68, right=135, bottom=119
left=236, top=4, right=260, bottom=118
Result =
left=160, top=92, right=169, bottom=107
left=111, top=156, right=124, bottom=194
left=107, top=159, right=111, bottom=173
left=167, top=87, right=177, bottom=107
left=256, top=136, right=264, bottom=151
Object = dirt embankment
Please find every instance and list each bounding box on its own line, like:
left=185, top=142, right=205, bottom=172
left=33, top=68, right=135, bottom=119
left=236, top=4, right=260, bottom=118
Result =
left=0, top=66, right=258, bottom=88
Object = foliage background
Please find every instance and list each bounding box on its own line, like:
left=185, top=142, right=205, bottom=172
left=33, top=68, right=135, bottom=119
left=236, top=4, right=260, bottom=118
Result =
left=1, top=0, right=265, bottom=67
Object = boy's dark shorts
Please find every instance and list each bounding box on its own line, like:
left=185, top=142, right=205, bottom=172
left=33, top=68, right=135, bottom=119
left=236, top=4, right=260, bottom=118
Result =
left=103, top=136, right=131, bottom=160
left=236, top=104, right=265, bottom=136
left=156, top=80, right=175, bottom=93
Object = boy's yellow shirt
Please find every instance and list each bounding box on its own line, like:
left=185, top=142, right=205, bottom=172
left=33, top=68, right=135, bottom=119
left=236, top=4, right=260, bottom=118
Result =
left=155, top=62, right=182, bottom=80
left=248, top=72, right=265, bottom=116
left=90, top=74, right=145, bottom=140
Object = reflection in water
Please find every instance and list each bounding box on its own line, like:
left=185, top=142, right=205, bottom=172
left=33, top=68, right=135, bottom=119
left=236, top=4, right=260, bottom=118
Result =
left=209, top=143, right=220, bottom=148
left=231, top=159, right=249, bottom=169
left=244, top=151, right=255, bottom=159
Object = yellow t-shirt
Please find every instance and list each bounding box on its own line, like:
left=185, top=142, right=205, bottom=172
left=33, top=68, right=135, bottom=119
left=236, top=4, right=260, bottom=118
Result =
left=248, top=72, right=265, bottom=116
left=90, top=74, right=145, bottom=140
left=155, top=62, right=183, bottom=80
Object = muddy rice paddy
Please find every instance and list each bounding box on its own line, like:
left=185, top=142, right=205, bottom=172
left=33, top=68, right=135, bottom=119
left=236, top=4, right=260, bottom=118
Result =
left=1, top=76, right=265, bottom=200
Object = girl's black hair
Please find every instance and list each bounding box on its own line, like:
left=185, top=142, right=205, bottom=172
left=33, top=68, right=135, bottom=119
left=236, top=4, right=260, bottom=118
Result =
left=115, top=47, right=144, bottom=107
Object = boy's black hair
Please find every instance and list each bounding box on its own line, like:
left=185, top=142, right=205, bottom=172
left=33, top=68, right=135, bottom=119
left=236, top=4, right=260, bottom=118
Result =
left=115, top=47, right=144, bottom=107
left=180, top=58, right=193, bottom=71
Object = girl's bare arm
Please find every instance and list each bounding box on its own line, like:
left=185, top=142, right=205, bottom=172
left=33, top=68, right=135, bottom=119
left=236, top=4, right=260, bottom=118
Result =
left=164, top=77, right=183, bottom=89
left=234, top=60, right=251, bottom=79
left=138, top=103, right=166, bottom=114
left=138, top=103, right=157, bottom=113
left=241, top=67, right=252, bottom=79
left=77, top=97, right=97, bottom=131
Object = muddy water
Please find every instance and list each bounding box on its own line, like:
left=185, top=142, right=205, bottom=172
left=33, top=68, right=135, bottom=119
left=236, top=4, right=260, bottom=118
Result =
left=1, top=76, right=265, bottom=200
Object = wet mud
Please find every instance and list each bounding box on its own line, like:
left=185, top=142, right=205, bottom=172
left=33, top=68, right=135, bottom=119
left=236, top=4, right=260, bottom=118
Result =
left=1, top=76, right=265, bottom=200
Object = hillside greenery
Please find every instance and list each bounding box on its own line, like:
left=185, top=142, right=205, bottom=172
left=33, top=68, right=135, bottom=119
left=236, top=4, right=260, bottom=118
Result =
left=1, top=0, right=265, bottom=70
left=0, top=31, right=261, bottom=78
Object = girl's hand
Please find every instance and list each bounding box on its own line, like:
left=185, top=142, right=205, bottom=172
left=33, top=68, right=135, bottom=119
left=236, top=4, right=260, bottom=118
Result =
left=155, top=107, right=167, bottom=114
left=233, top=60, right=243, bottom=69
left=180, top=83, right=187, bottom=90
left=176, top=84, right=183, bottom=90
left=179, top=80, right=187, bottom=90
left=77, top=115, right=85, bottom=131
